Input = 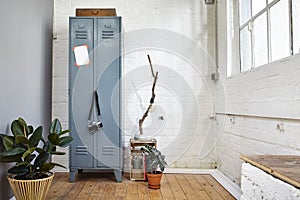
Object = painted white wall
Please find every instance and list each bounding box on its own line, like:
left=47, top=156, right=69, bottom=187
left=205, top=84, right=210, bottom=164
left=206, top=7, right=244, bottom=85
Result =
left=216, top=0, right=300, bottom=186
left=53, top=0, right=218, bottom=171
left=0, top=0, right=53, bottom=199
left=241, top=163, right=300, bottom=199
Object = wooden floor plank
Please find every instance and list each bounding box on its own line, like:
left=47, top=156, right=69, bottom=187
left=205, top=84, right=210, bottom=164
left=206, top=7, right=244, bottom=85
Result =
left=101, top=183, right=116, bottom=199
left=137, top=181, right=149, bottom=199
left=46, top=173, right=69, bottom=200
left=175, top=174, right=200, bottom=200
left=89, top=181, right=106, bottom=199
left=194, top=175, right=224, bottom=200
left=149, top=189, right=163, bottom=200
left=63, top=181, right=86, bottom=200
left=184, top=174, right=211, bottom=200
left=164, top=174, right=187, bottom=200
left=51, top=172, right=64, bottom=185
left=160, top=174, right=175, bottom=199
left=77, top=179, right=97, bottom=198
left=126, top=181, right=139, bottom=199
left=202, top=174, right=235, bottom=200
left=46, top=173, right=235, bottom=200
left=115, top=182, right=127, bottom=199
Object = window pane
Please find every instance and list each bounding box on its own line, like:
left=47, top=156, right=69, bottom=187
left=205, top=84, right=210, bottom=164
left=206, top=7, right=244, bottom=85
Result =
left=239, top=0, right=251, bottom=25
left=270, top=0, right=290, bottom=61
left=240, top=26, right=252, bottom=72
left=252, top=0, right=266, bottom=16
left=293, top=0, right=300, bottom=54
left=253, top=13, right=268, bottom=67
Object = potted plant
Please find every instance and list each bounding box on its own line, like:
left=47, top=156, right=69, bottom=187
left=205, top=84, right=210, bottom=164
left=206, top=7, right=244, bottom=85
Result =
left=0, top=117, right=73, bottom=200
left=141, top=144, right=167, bottom=189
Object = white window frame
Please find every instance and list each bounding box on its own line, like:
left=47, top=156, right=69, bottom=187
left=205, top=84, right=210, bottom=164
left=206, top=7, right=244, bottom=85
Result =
left=238, top=0, right=296, bottom=73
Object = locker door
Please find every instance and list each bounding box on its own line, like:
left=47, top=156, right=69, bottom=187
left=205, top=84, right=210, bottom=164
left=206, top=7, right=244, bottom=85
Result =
left=69, top=18, right=94, bottom=168
left=95, top=17, right=121, bottom=168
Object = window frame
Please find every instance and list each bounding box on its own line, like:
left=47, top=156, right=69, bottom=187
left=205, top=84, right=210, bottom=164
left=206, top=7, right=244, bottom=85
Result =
left=238, top=0, right=295, bottom=72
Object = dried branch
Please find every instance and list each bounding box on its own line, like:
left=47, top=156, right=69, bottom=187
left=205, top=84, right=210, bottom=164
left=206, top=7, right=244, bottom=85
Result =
left=138, top=55, right=158, bottom=135
left=147, top=54, right=156, bottom=78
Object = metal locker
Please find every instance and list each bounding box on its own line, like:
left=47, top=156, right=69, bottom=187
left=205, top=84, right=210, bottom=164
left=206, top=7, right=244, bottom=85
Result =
left=69, top=16, right=122, bottom=182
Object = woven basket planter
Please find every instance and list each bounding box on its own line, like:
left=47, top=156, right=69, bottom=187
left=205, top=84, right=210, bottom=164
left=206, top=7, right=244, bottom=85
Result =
left=7, top=173, right=54, bottom=200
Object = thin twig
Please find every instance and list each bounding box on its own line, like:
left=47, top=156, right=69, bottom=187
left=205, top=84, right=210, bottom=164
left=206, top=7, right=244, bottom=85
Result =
left=138, top=55, right=158, bottom=135
left=147, top=54, right=155, bottom=78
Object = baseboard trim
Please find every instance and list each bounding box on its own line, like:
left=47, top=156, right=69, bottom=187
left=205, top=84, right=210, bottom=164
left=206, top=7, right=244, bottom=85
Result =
left=211, top=169, right=242, bottom=199
left=164, top=167, right=215, bottom=174
left=164, top=168, right=242, bottom=200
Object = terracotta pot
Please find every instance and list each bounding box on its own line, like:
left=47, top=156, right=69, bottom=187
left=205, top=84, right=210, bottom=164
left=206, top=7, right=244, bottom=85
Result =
left=147, top=171, right=162, bottom=189
left=7, top=173, right=54, bottom=200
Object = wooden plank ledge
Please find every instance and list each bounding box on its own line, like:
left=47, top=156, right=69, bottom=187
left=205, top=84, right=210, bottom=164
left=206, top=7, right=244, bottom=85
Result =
left=240, top=155, right=300, bottom=188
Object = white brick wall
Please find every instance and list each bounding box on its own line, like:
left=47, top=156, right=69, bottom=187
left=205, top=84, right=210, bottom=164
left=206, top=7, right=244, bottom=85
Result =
left=216, top=0, right=300, bottom=186
left=241, top=163, right=300, bottom=200
left=52, top=0, right=218, bottom=170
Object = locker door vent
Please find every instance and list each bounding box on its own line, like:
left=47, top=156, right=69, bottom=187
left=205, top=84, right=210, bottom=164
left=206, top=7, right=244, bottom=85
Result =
left=76, top=146, right=89, bottom=155
left=75, top=30, right=88, bottom=40
left=102, top=146, right=115, bottom=155
left=102, top=30, right=114, bottom=39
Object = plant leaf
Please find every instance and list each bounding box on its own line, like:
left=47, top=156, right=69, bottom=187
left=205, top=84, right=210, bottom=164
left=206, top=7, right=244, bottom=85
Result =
left=58, top=129, right=70, bottom=136
left=0, top=147, right=26, bottom=156
left=11, top=120, right=23, bottom=136
left=48, top=133, right=59, bottom=145
left=8, top=165, right=29, bottom=176
left=35, top=148, right=45, bottom=154
left=22, top=147, right=36, bottom=159
left=17, top=117, right=27, bottom=127
left=3, top=135, right=14, bottom=150
left=0, top=154, right=23, bottom=163
left=50, top=119, right=61, bottom=134
left=29, top=126, right=43, bottom=147
left=40, top=163, right=55, bottom=172
left=40, top=162, right=66, bottom=173
left=58, top=136, right=73, bottom=147
left=16, top=161, right=29, bottom=167
left=51, top=151, right=66, bottom=155
left=29, top=154, right=36, bottom=162
left=17, top=117, right=30, bottom=135
left=34, top=152, right=49, bottom=167
left=15, top=135, right=29, bottom=144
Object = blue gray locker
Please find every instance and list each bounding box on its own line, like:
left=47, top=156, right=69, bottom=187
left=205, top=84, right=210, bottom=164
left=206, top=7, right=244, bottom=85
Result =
left=69, top=16, right=122, bottom=182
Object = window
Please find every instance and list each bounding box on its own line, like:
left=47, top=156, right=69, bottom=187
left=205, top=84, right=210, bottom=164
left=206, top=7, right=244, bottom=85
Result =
left=238, top=0, right=299, bottom=72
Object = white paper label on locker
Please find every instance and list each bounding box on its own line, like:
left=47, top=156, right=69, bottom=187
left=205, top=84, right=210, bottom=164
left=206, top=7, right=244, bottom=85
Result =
left=73, top=45, right=90, bottom=66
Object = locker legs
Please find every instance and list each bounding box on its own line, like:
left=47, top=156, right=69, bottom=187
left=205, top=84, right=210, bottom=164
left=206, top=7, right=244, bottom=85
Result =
left=69, top=168, right=76, bottom=182
left=114, top=169, right=122, bottom=182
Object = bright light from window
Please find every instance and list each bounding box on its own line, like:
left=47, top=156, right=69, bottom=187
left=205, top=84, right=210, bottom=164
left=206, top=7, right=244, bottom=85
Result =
left=270, top=0, right=290, bottom=61
left=253, top=13, right=268, bottom=67
left=240, top=26, right=252, bottom=72
left=239, top=0, right=251, bottom=25
left=293, top=0, right=300, bottom=54
left=252, top=0, right=266, bottom=16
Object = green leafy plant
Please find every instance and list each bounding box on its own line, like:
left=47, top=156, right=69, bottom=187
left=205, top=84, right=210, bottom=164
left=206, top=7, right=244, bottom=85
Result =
left=0, top=117, right=73, bottom=180
left=141, top=144, right=167, bottom=174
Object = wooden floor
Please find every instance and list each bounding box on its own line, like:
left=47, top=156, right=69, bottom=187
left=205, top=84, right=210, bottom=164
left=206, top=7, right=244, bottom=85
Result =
left=46, top=172, right=235, bottom=200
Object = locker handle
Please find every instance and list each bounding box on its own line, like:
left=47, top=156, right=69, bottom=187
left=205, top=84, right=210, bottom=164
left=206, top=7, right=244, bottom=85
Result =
left=104, top=24, right=111, bottom=28
left=78, top=24, right=86, bottom=29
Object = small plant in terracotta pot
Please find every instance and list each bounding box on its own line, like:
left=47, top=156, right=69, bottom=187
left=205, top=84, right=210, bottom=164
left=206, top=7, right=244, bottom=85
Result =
left=141, top=144, right=167, bottom=189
